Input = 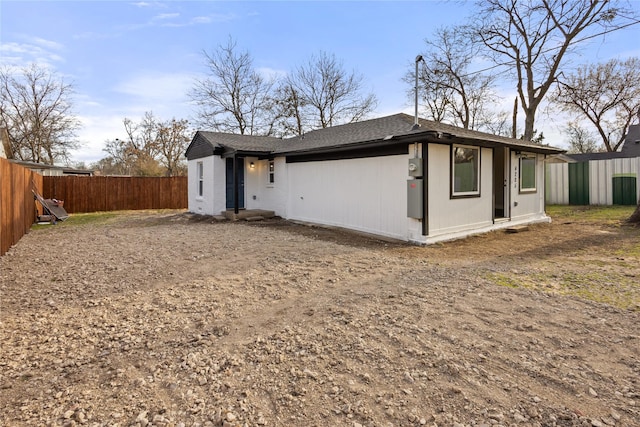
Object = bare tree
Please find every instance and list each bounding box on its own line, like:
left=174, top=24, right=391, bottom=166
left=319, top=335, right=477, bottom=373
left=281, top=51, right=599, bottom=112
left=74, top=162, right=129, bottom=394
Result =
left=90, top=156, right=123, bottom=176
left=409, top=26, right=498, bottom=130
left=286, top=51, right=377, bottom=131
left=482, top=110, right=517, bottom=137
left=101, top=112, right=189, bottom=176
left=102, top=137, right=139, bottom=175
left=554, top=57, right=640, bottom=152
left=123, top=112, right=159, bottom=158
left=475, top=0, right=627, bottom=141
left=0, top=64, right=80, bottom=164
left=155, top=118, right=190, bottom=176
left=271, top=81, right=308, bottom=137
left=563, top=121, right=602, bottom=153
left=190, top=37, right=275, bottom=135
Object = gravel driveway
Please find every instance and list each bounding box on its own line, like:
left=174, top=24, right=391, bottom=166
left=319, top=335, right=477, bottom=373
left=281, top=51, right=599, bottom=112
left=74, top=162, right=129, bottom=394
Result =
left=1, top=210, right=639, bottom=427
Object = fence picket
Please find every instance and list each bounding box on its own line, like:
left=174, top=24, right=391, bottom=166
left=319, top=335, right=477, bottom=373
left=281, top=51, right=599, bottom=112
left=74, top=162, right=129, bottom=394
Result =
left=42, top=176, right=187, bottom=213
left=0, top=158, right=43, bottom=256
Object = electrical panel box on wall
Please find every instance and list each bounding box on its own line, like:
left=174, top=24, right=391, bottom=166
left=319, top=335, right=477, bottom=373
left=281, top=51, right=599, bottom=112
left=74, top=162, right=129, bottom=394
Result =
left=408, top=158, right=423, bottom=177
left=407, top=179, right=423, bottom=219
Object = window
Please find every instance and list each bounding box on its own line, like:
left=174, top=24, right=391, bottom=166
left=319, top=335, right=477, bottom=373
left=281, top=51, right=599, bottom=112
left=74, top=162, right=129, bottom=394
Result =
left=268, top=161, right=275, bottom=185
left=519, top=156, right=536, bottom=192
left=197, top=161, right=204, bottom=197
left=451, top=145, right=480, bottom=197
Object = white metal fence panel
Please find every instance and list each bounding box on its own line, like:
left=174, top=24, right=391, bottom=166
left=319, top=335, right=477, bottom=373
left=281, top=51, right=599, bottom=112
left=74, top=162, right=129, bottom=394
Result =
left=590, top=158, right=640, bottom=205
left=545, top=163, right=569, bottom=205
left=545, top=157, right=640, bottom=205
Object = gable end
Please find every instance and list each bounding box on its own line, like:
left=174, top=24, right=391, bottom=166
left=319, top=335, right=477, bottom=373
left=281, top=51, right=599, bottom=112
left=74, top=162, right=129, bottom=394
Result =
left=185, top=132, right=216, bottom=160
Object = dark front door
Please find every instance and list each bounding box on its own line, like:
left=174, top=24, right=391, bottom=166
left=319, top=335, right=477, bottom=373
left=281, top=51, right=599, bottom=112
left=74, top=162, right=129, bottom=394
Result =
left=493, top=147, right=509, bottom=219
left=225, top=157, right=245, bottom=209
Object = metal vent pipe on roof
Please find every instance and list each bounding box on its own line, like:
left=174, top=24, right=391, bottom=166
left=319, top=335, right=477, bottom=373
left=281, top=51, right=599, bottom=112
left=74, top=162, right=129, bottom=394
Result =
left=413, top=55, right=424, bottom=130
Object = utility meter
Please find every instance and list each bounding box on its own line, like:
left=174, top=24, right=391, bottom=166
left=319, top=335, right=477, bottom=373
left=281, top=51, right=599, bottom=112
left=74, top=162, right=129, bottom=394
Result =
left=408, top=158, right=422, bottom=177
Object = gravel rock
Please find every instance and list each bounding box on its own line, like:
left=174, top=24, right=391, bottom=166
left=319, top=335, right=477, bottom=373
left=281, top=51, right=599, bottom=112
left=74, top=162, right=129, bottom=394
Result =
left=1, top=212, right=639, bottom=426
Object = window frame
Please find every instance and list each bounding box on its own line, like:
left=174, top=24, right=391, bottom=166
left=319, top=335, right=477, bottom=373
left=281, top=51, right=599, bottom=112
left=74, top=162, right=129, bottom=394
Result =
left=267, top=160, right=275, bottom=186
left=519, top=155, right=537, bottom=193
left=450, top=144, right=481, bottom=198
left=197, top=161, right=204, bottom=198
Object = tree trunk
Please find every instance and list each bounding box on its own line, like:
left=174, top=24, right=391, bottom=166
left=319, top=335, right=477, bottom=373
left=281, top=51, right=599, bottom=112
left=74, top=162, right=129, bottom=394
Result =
left=523, top=108, right=536, bottom=141
left=628, top=202, right=640, bottom=224
left=512, top=97, right=517, bottom=139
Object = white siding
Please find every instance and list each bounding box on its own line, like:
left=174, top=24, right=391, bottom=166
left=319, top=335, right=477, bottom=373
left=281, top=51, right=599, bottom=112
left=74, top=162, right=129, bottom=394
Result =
left=285, top=155, right=417, bottom=241
left=188, top=156, right=225, bottom=215
left=545, top=162, right=569, bottom=205
left=41, top=169, right=64, bottom=176
left=545, top=157, right=640, bottom=205
left=244, top=157, right=288, bottom=216
left=427, top=145, right=493, bottom=238
left=511, top=152, right=547, bottom=221
left=590, top=158, right=640, bottom=205
left=188, top=144, right=553, bottom=244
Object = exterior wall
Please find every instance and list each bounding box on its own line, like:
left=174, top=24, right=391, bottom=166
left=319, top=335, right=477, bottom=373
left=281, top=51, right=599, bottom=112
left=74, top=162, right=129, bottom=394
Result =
left=425, top=147, right=549, bottom=244
left=285, top=154, right=419, bottom=241
left=15, top=167, right=64, bottom=176
left=545, top=162, right=570, bottom=205
left=426, top=144, right=494, bottom=239
left=244, top=157, right=288, bottom=216
left=510, top=152, right=547, bottom=221
left=545, top=157, right=640, bottom=205
left=188, top=145, right=553, bottom=244
left=188, top=155, right=226, bottom=215
left=589, top=158, right=640, bottom=205
left=38, top=168, right=64, bottom=176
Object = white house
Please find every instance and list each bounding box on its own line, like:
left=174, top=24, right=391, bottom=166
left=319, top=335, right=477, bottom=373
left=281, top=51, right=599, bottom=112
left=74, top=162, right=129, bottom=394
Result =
left=185, top=113, right=564, bottom=244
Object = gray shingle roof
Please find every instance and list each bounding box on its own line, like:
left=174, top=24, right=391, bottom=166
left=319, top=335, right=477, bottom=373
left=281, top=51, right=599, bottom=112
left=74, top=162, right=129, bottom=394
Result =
left=276, top=113, right=562, bottom=154
left=566, top=124, right=640, bottom=162
left=620, top=124, right=640, bottom=157
left=187, top=113, right=564, bottom=159
left=195, top=131, right=288, bottom=152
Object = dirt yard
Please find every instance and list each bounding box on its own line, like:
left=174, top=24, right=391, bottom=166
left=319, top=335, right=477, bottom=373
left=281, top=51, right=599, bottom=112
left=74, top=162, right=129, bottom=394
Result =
left=1, top=208, right=639, bottom=427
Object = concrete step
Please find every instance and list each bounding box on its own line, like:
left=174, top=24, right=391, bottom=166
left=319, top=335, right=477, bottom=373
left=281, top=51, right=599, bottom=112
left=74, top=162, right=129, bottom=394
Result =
left=222, top=209, right=276, bottom=221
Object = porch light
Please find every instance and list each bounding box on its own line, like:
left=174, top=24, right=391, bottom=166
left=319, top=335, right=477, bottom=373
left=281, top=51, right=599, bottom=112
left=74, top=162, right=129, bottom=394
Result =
left=250, top=162, right=255, bottom=169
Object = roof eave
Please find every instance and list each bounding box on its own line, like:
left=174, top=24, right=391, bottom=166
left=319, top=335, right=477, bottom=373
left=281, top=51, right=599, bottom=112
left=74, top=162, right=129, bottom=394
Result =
left=451, top=136, right=565, bottom=155
left=219, top=148, right=274, bottom=158
left=281, top=131, right=564, bottom=158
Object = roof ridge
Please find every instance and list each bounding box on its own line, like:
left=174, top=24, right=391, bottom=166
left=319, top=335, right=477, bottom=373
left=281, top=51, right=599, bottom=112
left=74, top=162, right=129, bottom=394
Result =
left=288, top=113, right=411, bottom=139
left=199, top=130, right=282, bottom=140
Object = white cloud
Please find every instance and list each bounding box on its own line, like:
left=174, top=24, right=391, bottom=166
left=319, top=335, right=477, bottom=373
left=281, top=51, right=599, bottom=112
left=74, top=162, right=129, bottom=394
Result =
left=151, top=12, right=234, bottom=28
left=256, top=66, right=287, bottom=80
left=113, top=71, right=195, bottom=105
left=0, top=39, right=64, bottom=67
left=26, top=36, right=64, bottom=51
left=191, top=16, right=212, bottom=24
left=72, top=114, right=127, bottom=163
left=153, top=12, right=180, bottom=21
left=66, top=70, right=198, bottom=164
left=75, top=94, right=103, bottom=109
left=131, top=1, right=168, bottom=9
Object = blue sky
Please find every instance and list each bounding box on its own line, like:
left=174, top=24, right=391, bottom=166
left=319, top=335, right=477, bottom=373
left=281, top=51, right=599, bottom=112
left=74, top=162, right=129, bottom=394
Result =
left=1, top=1, right=639, bottom=164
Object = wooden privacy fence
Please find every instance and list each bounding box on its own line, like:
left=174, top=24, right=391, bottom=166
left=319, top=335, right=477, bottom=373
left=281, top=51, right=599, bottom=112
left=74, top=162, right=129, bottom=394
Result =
left=42, top=176, right=187, bottom=213
left=0, top=158, right=43, bottom=256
